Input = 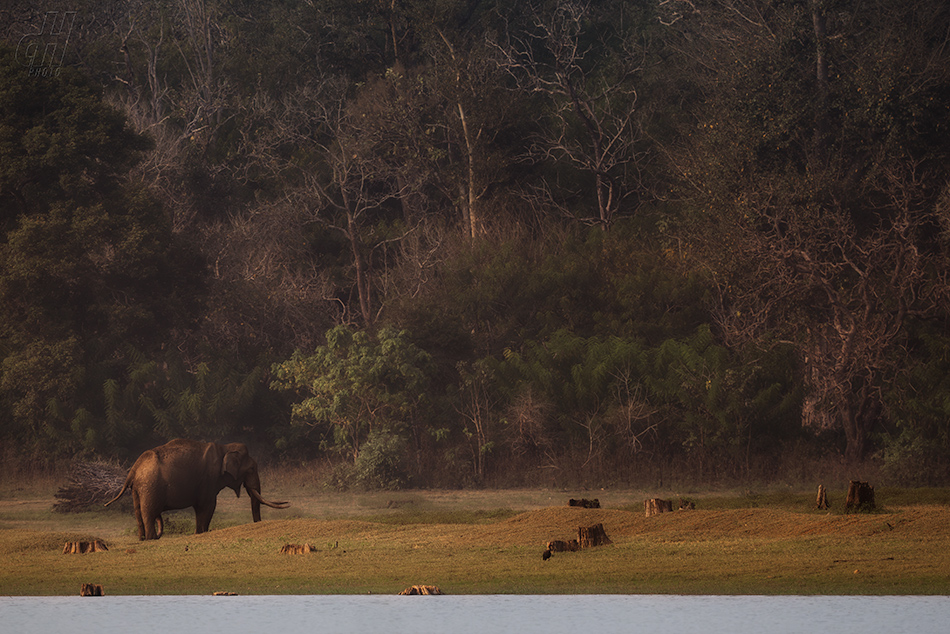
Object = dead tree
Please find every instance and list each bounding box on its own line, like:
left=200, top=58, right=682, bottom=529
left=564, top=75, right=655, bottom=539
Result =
left=816, top=484, right=830, bottom=510
left=492, top=1, right=644, bottom=230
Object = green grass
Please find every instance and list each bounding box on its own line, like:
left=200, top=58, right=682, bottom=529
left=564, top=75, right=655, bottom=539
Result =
left=2, top=485, right=949, bottom=596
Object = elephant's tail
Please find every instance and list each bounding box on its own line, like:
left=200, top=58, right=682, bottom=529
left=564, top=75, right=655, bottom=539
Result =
left=103, top=473, right=132, bottom=507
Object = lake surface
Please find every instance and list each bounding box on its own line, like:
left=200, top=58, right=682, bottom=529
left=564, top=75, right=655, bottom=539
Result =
left=2, top=594, right=948, bottom=634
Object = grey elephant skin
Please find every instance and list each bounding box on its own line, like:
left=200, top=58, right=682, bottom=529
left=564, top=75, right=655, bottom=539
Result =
left=105, top=438, right=289, bottom=540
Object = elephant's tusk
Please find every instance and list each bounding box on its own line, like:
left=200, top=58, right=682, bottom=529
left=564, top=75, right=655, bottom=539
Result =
left=247, top=487, right=290, bottom=509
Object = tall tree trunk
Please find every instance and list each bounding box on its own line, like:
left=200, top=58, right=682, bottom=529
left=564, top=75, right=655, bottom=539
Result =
left=341, top=190, right=372, bottom=327
left=810, top=0, right=830, bottom=160
left=458, top=101, right=480, bottom=240
left=810, top=0, right=829, bottom=85
left=840, top=398, right=868, bottom=465
left=437, top=28, right=482, bottom=240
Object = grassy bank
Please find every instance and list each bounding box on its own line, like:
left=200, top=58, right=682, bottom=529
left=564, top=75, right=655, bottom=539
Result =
left=1, top=483, right=948, bottom=596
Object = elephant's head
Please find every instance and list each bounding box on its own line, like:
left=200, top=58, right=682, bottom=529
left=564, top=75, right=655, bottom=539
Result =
left=220, top=443, right=289, bottom=522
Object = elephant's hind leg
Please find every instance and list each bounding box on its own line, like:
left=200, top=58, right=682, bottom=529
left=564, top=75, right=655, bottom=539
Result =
left=132, top=489, right=147, bottom=540
left=137, top=497, right=163, bottom=540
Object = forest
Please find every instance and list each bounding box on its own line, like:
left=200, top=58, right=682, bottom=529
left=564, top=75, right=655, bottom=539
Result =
left=1, top=0, right=949, bottom=489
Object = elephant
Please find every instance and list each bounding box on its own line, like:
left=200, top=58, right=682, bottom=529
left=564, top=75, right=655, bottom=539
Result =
left=104, top=438, right=289, bottom=540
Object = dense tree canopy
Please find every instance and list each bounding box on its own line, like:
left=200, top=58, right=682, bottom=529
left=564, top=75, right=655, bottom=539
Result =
left=1, top=0, right=948, bottom=487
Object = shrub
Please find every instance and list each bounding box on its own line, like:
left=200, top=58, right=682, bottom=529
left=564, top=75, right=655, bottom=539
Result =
left=880, top=430, right=950, bottom=487
left=353, top=431, right=410, bottom=491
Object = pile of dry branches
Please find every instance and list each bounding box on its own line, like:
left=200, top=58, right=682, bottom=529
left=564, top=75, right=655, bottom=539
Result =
left=53, top=461, right=128, bottom=513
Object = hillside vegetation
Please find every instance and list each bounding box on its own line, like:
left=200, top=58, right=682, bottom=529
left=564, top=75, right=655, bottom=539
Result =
left=2, top=1, right=950, bottom=488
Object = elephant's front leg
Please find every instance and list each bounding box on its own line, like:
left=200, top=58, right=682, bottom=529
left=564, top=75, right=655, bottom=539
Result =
left=194, top=499, right=218, bottom=534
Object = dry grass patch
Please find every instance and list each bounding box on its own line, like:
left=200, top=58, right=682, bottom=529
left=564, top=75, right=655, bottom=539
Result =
left=179, top=504, right=950, bottom=550
left=3, top=487, right=950, bottom=595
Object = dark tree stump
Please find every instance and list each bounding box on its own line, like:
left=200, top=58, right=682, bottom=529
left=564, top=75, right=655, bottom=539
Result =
left=546, top=539, right=580, bottom=553
left=80, top=583, right=103, bottom=596
left=644, top=498, right=673, bottom=517
left=578, top=523, right=612, bottom=548
left=816, top=484, right=830, bottom=510
left=845, top=481, right=875, bottom=511
left=568, top=498, right=601, bottom=509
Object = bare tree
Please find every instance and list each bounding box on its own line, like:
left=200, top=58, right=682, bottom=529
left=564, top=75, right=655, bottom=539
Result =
left=456, top=360, right=503, bottom=483
left=665, top=0, right=950, bottom=463
left=493, top=1, right=645, bottom=230
left=710, top=167, right=945, bottom=463
left=278, top=83, right=416, bottom=329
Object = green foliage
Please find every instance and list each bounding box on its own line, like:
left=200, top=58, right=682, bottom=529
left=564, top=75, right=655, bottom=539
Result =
left=880, top=429, right=950, bottom=488
left=486, top=320, right=802, bottom=480
left=353, top=430, right=410, bottom=490
left=0, top=47, right=199, bottom=455
left=0, top=46, right=152, bottom=218
left=99, top=349, right=270, bottom=452
left=323, top=427, right=415, bottom=490
left=271, top=325, right=434, bottom=460
left=880, top=323, right=950, bottom=485
left=0, top=337, right=82, bottom=452
left=497, top=329, right=647, bottom=414
left=646, top=327, right=802, bottom=474
left=0, top=46, right=172, bottom=348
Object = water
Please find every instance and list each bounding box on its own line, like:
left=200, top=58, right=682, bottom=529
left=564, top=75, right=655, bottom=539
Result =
left=1, top=594, right=948, bottom=634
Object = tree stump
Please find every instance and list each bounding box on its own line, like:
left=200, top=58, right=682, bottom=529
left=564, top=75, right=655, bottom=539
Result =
left=63, top=539, right=109, bottom=554
left=399, top=585, right=443, bottom=595
left=279, top=543, right=316, bottom=554
left=845, top=481, right=875, bottom=511
left=816, top=484, right=830, bottom=510
left=80, top=583, right=103, bottom=596
left=578, top=523, right=612, bottom=548
left=568, top=498, right=600, bottom=508
left=644, top=498, right=673, bottom=517
left=546, top=539, right=580, bottom=553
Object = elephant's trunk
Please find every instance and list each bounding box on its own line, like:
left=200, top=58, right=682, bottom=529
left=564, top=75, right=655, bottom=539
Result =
left=243, top=469, right=289, bottom=522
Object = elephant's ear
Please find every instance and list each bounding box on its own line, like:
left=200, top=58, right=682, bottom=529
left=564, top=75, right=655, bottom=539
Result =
left=222, top=451, right=243, bottom=480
